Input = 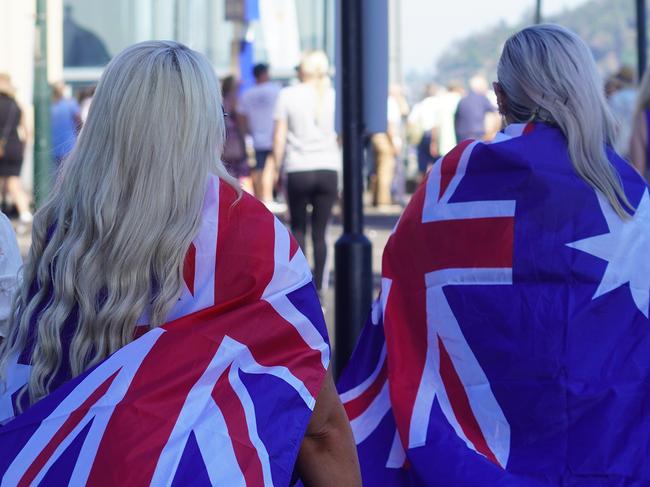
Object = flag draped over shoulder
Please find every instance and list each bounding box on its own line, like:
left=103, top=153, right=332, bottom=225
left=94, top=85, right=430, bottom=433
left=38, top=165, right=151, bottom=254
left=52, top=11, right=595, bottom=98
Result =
left=339, top=122, right=650, bottom=486
left=0, top=174, right=330, bottom=486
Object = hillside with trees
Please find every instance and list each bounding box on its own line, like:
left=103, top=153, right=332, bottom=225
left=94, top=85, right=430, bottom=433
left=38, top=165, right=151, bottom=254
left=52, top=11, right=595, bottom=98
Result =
left=434, top=0, right=637, bottom=85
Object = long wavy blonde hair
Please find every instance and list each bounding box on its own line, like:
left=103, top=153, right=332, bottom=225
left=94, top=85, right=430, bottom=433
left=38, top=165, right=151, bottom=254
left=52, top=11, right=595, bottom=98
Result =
left=0, top=41, right=238, bottom=405
left=498, top=24, right=633, bottom=218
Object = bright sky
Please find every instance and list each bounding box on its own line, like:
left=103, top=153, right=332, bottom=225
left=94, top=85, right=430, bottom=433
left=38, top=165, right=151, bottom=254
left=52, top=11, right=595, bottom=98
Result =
left=401, top=0, right=590, bottom=75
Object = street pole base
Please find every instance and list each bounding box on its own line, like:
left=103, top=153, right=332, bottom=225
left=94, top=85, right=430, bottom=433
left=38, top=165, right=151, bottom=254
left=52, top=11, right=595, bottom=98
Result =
left=334, top=232, right=372, bottom=378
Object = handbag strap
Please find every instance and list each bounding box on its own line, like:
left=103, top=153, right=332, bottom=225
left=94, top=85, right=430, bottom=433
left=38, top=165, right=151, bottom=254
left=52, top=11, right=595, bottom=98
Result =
left=0, top=102, right=17, bottom=141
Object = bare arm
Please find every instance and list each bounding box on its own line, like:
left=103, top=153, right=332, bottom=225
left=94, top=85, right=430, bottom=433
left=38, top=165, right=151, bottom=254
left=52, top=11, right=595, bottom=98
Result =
left=296, top=368, right=361, bottom=487
left=272, top=119, right=288, bottom=167
left=630, top=110, right=648, bottom=177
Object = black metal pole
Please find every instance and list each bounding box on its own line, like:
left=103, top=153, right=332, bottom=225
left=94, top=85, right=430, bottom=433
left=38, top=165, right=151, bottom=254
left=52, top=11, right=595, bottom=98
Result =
left=637, top=0, right=647, bottom=79
left=534, top=0, right=542, bottom=24
left=334, top=0, right=372, bottom=378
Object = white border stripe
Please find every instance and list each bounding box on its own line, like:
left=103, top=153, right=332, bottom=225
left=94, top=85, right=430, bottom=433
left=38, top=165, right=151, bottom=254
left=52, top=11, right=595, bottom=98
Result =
left=339, top=346, right=386, bottom=403
left=3, top=330, right=163, bottom=486
left=349, top=382, right=391, bottom=445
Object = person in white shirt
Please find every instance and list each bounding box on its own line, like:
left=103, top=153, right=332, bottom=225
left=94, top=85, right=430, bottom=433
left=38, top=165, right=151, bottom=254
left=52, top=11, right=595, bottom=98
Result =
left=238, top=64, right=281, bottom=204
left=273, top=51, right=341, bottom=292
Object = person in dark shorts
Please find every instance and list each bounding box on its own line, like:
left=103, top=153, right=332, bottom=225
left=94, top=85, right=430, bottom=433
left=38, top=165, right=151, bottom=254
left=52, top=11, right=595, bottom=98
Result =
left=0, top=74, right=32, bottom=223
left=239, top=63, right=281, bottom=205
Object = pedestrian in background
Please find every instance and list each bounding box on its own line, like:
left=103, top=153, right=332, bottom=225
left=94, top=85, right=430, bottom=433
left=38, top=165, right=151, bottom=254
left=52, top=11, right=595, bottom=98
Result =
left=454, top=75, right=496, bottom=142
left=50, top=81, right=81, bottom=167
left=629, top=67, right=650, bottom=180
left=273, top=50, right=340, bottom=293
left=0, top=74, right=32, bottom=224
left=238, top=63, right=282, bottom=208
left=78, top=85, right=96, bottom=125
left=370, top=85, right=407, bottom=207
left=609, top=66, right=637, bottom=158
left=221, top=75, right=253, bottom=193
left=408, top=83, right=441, bottom=176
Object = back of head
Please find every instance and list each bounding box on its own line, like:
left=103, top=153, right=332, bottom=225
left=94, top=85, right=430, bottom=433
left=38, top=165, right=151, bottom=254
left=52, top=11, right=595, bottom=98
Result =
left=0, top=73, right=15, bottom=98
left=469, top=75, right=488, bottom=95
left=51, top=81, right=66, bottom=100
left=298, top=50, right=331, bottom=125
left=615, top=66, right=636, bottom=87
left=253, top=63, right=269, bottom=82
left=299, top=50, right=330, bottom=81
left=2, top=40, right=238, bottom=405
left=497, top=23, right=632, bottom=218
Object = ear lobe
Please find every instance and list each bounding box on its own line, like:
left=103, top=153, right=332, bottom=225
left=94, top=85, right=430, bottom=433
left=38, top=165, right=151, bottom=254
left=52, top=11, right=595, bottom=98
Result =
left=494, top=84, right=508, bottom=116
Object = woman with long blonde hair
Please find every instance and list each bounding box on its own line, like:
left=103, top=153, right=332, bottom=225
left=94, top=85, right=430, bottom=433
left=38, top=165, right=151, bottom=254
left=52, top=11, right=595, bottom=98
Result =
left=273, top=50, right=341, bottom=294
left=0, top=41, right=359, bottom=486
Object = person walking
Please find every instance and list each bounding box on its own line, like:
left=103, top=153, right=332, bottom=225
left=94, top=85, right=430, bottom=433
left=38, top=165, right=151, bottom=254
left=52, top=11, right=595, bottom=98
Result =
left=50, top=81, right=81, bottom=167
left=629, top=67, right=650, bottom=180
left=221, top=75, right=253, bottom=193
left=0, top=74, right=32, bottom=224
left=454, top=75, right=496, bottom=142
left=609, top=66, right=637, bottom=159
left=238, top=63, right=281, bottom=206
left=0, top=41, right=360, bottom=486
left=273, top=50, right=340, bottom=293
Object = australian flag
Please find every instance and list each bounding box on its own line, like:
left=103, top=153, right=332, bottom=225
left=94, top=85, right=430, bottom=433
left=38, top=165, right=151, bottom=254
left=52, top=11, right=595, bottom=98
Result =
left=0, top=174, right=330, bottom=486
left=339, top=122, right=650, bottom=486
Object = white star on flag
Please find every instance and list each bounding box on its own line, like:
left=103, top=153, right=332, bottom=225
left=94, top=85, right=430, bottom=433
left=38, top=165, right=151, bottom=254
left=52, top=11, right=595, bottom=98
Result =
left=0, top=353, right=30, bottom=422
left=567, top=189, right=650, bottom=318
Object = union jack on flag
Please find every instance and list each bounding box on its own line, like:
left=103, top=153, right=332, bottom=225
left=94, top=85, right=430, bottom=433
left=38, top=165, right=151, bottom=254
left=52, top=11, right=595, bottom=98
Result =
left=339, top=122, right=650, bottom=486
left=0, top=174, right=330, bottom=486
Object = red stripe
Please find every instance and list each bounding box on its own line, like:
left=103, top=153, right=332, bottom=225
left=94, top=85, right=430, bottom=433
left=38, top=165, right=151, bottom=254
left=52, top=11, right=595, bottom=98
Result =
left=214, top=185, right=275, bottom=310
left=238, top=301, right=325, bottom=399
left=343, top=360, right=387, bottom=421
left=382, top=182, right=430, bottom=446
left=87, top=331, right=221, bottom=485
left=417, top=217, right=514, bottom=272
left=183, top=243, right=196, bottom=296
left=159, top=298, right=325, bottom=406
left=289, top=235, right=299, bottom=260
left=19, top=371, right=120, bottom=487
left=439, top=140, right=474, bottom=200
left=212, top=367, right=265, bottom=486
left=523, top=122, right=535, bottom=135
left=437, top=335, right=499, bottom=465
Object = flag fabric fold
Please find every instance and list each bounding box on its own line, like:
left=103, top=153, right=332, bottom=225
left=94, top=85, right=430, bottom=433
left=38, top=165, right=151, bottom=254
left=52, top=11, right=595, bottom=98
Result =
left=0, top=174, right=330, bottom=486
left=339, top=123, right=650, bottom=486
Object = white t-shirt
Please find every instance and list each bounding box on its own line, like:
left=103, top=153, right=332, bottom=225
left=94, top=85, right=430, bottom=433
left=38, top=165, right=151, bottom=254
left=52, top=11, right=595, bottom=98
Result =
left=274, top=83, right=341, bottom=173
left=239, top=81, right=281, bottom=150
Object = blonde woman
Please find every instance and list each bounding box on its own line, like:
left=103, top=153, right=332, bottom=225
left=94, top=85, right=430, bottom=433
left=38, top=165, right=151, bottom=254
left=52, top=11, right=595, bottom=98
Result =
left=340, top=25, right=650, bottom=484
left=273, top=51, right=340, bottom=294
left=0, top=42, right=359, bottom=486
left=630, top=68, right=650, bottom=180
